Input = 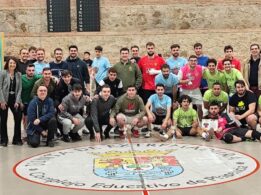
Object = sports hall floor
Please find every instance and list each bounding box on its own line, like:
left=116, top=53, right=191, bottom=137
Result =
left=1, top=113, right=261, bottom=195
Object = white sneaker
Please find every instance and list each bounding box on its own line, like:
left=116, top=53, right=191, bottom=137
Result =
left=160, top=134, right=169, bottom=141
left=145, top=131, right=151, bottom=138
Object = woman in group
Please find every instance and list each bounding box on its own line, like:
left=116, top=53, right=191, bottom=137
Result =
left=0, top=57, right=23, bottom=146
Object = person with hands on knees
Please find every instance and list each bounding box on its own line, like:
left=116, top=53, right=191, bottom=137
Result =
left=0, top=57, right=23, bottom=147
left=85, top=84, right=116, bottom=142
left=27, top=85, right=57, bottom=147
left=58, top=83, right=90, bottom=142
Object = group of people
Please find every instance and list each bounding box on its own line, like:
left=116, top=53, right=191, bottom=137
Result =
left=1, top=41, right=261, bottom=148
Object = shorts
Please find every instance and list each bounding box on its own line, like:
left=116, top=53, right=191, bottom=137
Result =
left=178, top=126, right=192, bottom=136
left=228, top=127, right=248, bottom=139
left=154, top=114, right=166, bottom=125
left=180, top=88, right=203, bottom=105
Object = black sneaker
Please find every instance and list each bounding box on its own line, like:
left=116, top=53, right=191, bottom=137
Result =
left=69, top=132, right=82, bottom=141
left=12, top=140, right=23, bottom=146
left=90, top=134, right=95, bottom=141
left=141, top=128, right=149, bottom=133
left=62, top=134, right=71, bottom=142
left=82, top=129, right=89, bottom=135
left=47, top=140, right=55, bottom=147
left=153, top=127, right=161, bottom=132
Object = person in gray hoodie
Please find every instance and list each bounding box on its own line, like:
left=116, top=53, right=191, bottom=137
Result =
left=58, top=83, right=90, bottom=142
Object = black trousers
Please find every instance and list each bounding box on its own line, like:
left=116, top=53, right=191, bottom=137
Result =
left=28, top=117, right=57, bottom=148
left=0, top=96, right=22, bottom=143
left=85, top=116, right=112, bottom=135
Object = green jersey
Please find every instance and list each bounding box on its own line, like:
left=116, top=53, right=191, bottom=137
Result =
left=203, top=89, right=228, bottom=104
left=224, top=68, right=243, bottom=96
left=203, top=69, right=226, bottom=90
left=21, top=74, right=42, bottom=103
left=259, top=96, right=261, bottom=105
left=173, top=107, right=198, bottom=128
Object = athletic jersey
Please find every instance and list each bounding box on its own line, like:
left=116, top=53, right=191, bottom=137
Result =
left=180, top=65, right=203, bottom=90
left=148, top=94, right=171, bottom=116
left=166, top=56, right=187, bottom=75
left=259, top=96, right=261, bottom=105
left=155, top=73, right=179, bottom=94
left=223, top=68, right=243, bottom=96
left=173, top=107, right=198, bottom=128
left=203, top=69, right=226, bottom=90
left=138, top=55, right=165, bottom=90
left=92, top=56, right=111, bottom=83
left=203, top=89, right=228, bottom=104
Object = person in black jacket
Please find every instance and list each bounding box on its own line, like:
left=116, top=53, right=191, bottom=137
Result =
left=96, top=67, right=123, bottom=98
left=85, top=84, right=116, bottom=142
left=65, top=45, right=90, bottom=93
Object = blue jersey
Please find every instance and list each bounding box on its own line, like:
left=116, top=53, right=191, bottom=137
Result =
left=148, top=94, right=172, bottom=116
left=92, top=56, right=111, bottom=83
left=197, top=55, right=209, bottom=89
left=166, top=56, right=187, bottom=74
left=155, top=73, right=179, bottom=94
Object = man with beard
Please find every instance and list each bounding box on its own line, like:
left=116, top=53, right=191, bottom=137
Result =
left=145, top=84, right=172, bottom=138
left=17, top=48, right=30, bottom=74
left=33, top=48, right=49, bottom=74
left=179, top=55, right=204, bottom=120
left=21, top=64, right=42, bottom=140
left=229, top=80, right=257, bottom=129
left=166, top=44, right=188, bottom=76
left=31, top=67, right=57, bottom=100
left=203, top=82, right=228, bottom=114
left=110, top=85, right=147, bottom=138
left=49, top=48, right=68, bottom=78
left=200, top=101, right=261, bottom=143
left=155, top=64, right=179, bottom=102
left=138, top=42, right=165, bottom=104
left=64, top=45, right=90, bottom=93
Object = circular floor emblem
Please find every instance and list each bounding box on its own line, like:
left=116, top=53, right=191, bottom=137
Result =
left=14, top=143, right=259, bottom=191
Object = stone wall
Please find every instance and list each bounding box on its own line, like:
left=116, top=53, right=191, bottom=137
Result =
left=1, top=0, right=261, bottom=63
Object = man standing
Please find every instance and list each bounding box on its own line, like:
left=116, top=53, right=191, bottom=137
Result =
left=114, top=47, right=142, bottom=92
left=49, top=48, right=68, bottom=78
left=33, top=48, right=49, bottom=74
left=194, top=43, right=209, bottom=94
left=138, top=42, right=165, bottom=104
left=217, top=45, right=241, bottom=71
left=27, top=85, right=57, bottom=147
left=166, top=44, right=187, bottom=75
left=229, top=80, right=257, bottom=130
left=242, top=43, right=261, bottom=98
left=17, top=48, right=30, bottom=74
left=86, top=85, right=116, bottom=142
left=179, top=55, right=204, bottom=119
left=31, top=67, right=56, bottom=100
left=155, top=64, right=179, bottom=101
left=110, top=85, right=147, bottom=138
left=130, top=45, right=141, bottom=63
left=92, top=46, right=111, bottom=86
left=21, top=64, right=42, bottom=140
left=65, top=45, right=90, bottom=93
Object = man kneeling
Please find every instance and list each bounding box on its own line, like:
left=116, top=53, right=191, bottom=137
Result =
left=201, top=101, right=261, bottom=143
left=27, top=85, right=57, bottom=147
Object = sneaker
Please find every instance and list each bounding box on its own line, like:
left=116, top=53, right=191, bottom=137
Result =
left=82, top=129, right=89, bottom=135
left=131, top=127, right=140, bottom=138
left=145, top=131, right=151, bottom=138
left=12, top=140, right=23, bottom=146
left=104, top=131, right=110, bottom=139
left=70, top=132, right=82, bottom=141
left=47, top=140, right=55, bottom=147
left=152, top=131, right=169, bottom=141
left=153, top=127, right=161, bottom=132
left=141, top=128, right=149, bottom=133
left=62, top=134, right=71, bottom=142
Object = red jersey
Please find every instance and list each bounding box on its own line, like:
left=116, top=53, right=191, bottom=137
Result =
left=138, top=55, right=165, bottom=90
left=217, top=57, right=241, bottom=71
